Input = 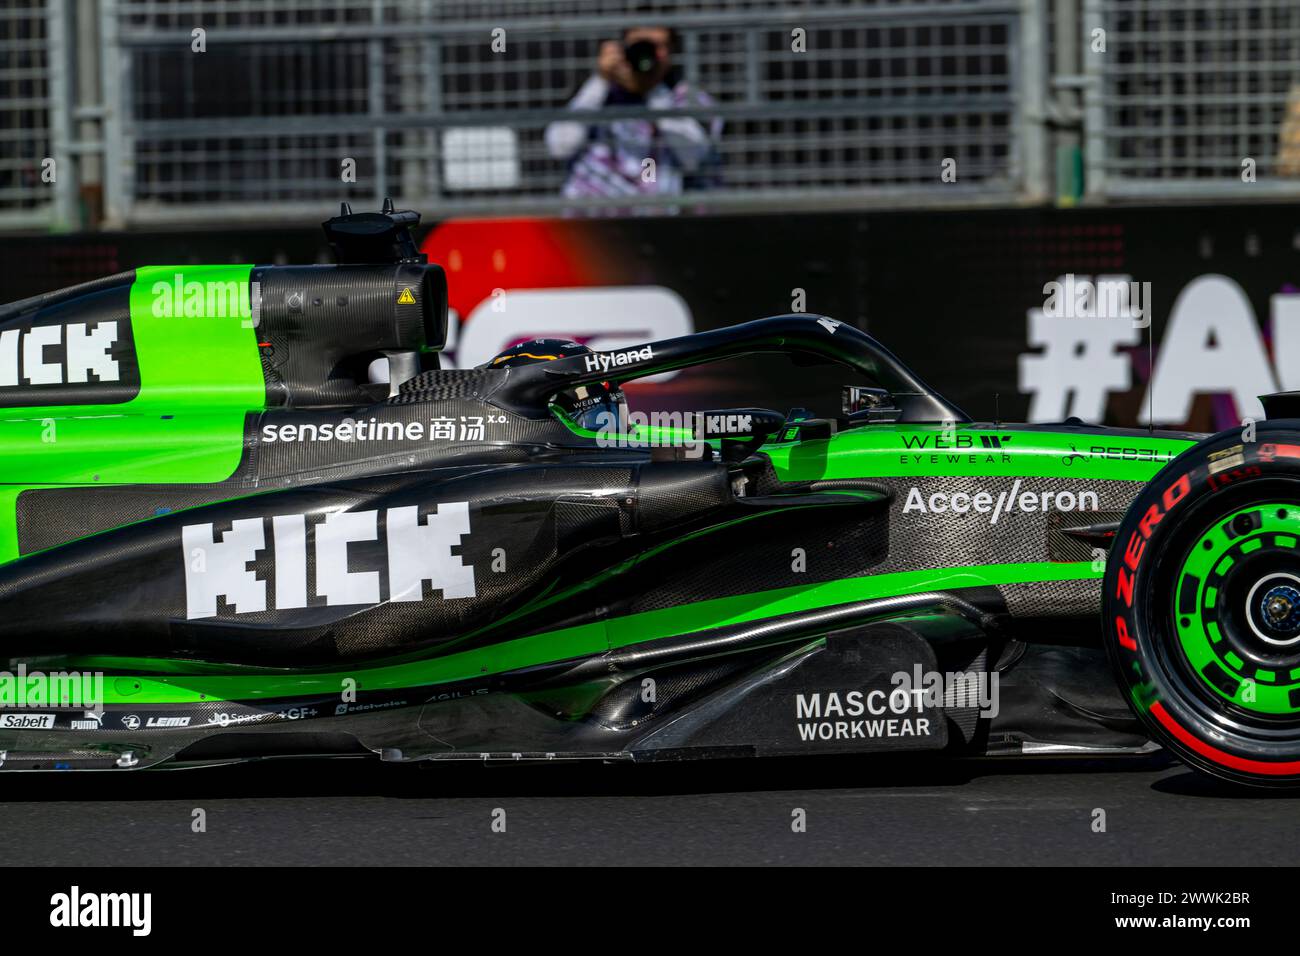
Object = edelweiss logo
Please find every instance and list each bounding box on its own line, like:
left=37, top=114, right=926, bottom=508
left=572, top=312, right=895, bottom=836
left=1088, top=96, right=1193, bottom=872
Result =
left=182, top=502, right=475, bottom=619
left=0, top=321, right=120, bottom=387
left=334, top=700, right=407, bottom=715
left=583, top=345, right=654, bottom=374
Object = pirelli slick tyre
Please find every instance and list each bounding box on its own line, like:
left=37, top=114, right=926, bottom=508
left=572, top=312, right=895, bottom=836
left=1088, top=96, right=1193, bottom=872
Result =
left=1104, top=424, right=1300, bottom=787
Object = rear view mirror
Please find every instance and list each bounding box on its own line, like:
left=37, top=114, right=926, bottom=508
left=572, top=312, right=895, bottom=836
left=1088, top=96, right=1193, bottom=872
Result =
left=843, top=385, right=901, bottom=423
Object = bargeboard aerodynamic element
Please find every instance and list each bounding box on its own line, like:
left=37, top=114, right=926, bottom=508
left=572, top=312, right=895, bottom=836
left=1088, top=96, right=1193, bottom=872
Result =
left=2, top=202, right=1299, bottom=787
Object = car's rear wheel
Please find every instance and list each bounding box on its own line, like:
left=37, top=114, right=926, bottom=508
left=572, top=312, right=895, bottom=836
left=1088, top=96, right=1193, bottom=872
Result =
left=1104, top=425, right=1300, bottom=787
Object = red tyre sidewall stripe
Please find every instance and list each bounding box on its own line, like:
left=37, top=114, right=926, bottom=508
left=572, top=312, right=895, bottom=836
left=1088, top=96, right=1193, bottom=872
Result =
left=1151, top=701, right=1300, bottom=775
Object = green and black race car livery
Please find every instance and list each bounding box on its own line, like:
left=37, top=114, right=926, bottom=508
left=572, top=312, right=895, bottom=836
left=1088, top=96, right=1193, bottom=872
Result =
left=0, top=203, right=1295, bottom=787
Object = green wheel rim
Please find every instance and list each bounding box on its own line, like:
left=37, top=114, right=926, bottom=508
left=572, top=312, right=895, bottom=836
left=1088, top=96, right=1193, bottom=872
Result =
left=1175, top=503, right=1300, bottom=716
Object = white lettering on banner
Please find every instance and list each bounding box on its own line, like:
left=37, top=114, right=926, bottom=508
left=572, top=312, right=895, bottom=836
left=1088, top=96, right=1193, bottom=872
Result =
left=1141, top=275, right=1277, bottom=423
left=1019, top=272, right=1300, bottom=424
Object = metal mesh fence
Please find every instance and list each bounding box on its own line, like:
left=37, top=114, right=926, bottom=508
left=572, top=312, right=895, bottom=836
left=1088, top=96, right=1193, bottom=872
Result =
left=1085, top=0, right=1300, bottom=198
left=12, top=0, right=1300, bottom=228
left=0, top=0, right=56, bottom=227
left=98, top=0, right=1027, bottom=223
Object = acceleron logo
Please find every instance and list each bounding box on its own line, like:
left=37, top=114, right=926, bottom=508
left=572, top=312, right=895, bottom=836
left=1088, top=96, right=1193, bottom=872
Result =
left=182, top=503, right=475, bottom=619
left=902, top=480, right=1099, bottom=525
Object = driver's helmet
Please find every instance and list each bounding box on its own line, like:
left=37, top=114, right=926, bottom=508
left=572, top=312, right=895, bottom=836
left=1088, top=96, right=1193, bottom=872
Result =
left=484, top=339, right=626, bottom=431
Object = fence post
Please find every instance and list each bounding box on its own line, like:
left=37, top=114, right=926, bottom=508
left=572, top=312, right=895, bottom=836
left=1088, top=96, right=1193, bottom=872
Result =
left=1017, top=0, right=1050, bottom=203
left=45, top=0, right=76, bottom=229
left=97, top=0, right=130, bottom=226
left=1081, top=0, right=1106, bottom=200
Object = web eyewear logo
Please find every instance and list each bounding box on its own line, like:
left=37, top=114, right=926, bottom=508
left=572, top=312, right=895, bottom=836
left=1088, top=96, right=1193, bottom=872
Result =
left=902, top=480, right=1099, bottom=525
left=0, top=665, right=104, bottom=713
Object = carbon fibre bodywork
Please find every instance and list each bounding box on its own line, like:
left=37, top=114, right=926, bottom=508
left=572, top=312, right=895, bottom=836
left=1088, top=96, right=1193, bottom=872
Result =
left=0, top=209, right=1206, bottom=772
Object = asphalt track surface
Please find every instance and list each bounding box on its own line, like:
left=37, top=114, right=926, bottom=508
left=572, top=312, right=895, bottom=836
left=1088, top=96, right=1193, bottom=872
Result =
left=2, top=751, right=1298, bottom=866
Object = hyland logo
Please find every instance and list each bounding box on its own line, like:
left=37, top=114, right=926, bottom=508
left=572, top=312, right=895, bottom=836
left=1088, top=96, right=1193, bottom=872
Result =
left=794, top=688, right=932, bottom=741
left=0, top=664, right=104, bottom=711
left=0, top=321, right=120, bottom=387
left=902, top=480, right=1099, bottom=525
left=183, top=503, right=475, bottom=619
left=50, top=886, right=151, bottom=937
left=898, top=431, right=1014, bottom=465
left=583, top=344, right=654, bottom=374
left=149, top=272, right=256, bottom=322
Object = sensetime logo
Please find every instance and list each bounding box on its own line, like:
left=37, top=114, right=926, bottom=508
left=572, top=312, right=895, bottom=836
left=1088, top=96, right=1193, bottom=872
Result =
left=903, top=480, right=1099, bottom=525
left=49, top=886, right=151, bottom=937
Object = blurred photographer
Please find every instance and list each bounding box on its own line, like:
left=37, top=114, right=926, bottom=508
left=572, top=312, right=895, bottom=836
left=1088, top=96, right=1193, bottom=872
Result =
left=544, top=25, right=722, bottom=199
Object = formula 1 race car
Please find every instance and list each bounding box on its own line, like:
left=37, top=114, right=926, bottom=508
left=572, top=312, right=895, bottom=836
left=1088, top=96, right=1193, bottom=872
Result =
left=2, top=202, right=1298, bottom=787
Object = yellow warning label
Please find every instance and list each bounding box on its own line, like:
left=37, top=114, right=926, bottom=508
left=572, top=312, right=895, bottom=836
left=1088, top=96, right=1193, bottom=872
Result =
left=396, top=288, right=416, bottom=305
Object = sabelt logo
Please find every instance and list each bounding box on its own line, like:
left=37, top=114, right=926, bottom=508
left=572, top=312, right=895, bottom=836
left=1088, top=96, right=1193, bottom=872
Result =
left=0, top=321, right=120, bottom=387
left=0, top=713, right=56, bottom=730
left=182, top=502, right=475, bottom=619
left=583, top=345, right=654, bottom=374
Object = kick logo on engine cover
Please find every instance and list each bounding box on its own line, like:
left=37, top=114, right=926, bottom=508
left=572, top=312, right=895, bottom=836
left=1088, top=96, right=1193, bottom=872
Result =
left=181, top=502, right=476, bottom=619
